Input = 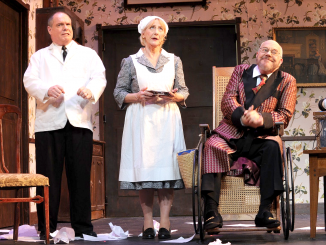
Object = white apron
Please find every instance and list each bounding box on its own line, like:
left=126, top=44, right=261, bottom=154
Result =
left=119, top=49, right=186, bottom=182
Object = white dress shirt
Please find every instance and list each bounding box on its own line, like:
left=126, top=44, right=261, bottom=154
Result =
left=253, top=65, right=272, bottom=86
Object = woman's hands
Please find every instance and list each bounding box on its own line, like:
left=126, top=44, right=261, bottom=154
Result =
left=136, top=87, right=154, bottom=102
left=124, top=87, right=184, bottom=104
left=159, top=88, right=184, bottom=103
left=124, top=87, right=153, bottom=103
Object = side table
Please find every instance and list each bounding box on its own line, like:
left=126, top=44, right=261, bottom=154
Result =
left=303, top=149, right=326, bottom=238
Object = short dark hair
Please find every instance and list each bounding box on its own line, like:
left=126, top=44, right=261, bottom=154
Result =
left=47, top=11, right=72, bottom=27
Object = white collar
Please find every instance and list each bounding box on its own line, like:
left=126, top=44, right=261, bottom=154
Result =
left=253, top=65, right=272, bottom=79
left=135, top=48, right=169, bottom=58
left=52, top=40, right=74, bottom=52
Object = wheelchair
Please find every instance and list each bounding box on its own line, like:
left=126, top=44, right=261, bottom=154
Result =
left=191, top=67, right=295, bottom=241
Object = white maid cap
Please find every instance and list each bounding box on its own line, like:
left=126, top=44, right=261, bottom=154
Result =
left=138, top=16, right=169, bottom=34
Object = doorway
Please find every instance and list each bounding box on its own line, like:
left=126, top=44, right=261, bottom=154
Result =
left=98, top=19, right=241, bottom=217
left=0, top=0, right=29, bottom=227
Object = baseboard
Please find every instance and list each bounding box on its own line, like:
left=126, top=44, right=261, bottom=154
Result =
left=295, top=203, right=325, bottom=214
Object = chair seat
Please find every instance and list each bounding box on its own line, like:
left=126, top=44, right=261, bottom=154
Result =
left=0, top=173, right=49, bottom=187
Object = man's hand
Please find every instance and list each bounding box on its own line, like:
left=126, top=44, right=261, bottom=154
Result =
left=48, top=85, right=65, bottom=98
left=77, top=86, right=93, bottom=100
left=241, top=105, right=264, bottom=128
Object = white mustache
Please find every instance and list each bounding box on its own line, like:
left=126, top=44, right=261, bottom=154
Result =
left=262, top=56, right=274, bottom=62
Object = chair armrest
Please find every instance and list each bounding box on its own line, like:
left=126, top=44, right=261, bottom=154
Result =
left=275, top=122, right=284, bottom=136
left=199, top=124, right=210, bottom=134
left=199, top=124, right=214, bottom=142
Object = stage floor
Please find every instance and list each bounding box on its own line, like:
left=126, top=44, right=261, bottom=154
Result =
left=1, top=214, right=326, bottom=244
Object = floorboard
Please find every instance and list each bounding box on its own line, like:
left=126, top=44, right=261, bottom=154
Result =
left=0, top=214, right=325, bottom=244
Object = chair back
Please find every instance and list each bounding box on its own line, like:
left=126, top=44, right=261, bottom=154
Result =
left=212, top=66, right=234, bottom=128
left=0, top=105, right=21, bottom=173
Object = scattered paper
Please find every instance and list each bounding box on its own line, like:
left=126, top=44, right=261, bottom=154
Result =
left=108, top=222, right=129, bottom=239
left=0, top=230, right=10, bottom=233
left=296, top=226, right=325, bottom=230
left=51, top=231, right=59, bottom=237
left=153, top=220, right=160, bottom=233
left=9, top=225, right=38, bottom=237
left=208, top=238, right=231, bottom=245
left=160, top=233, right=195, bottom=243
left=83, top=234, right=109, bottom=241
left=82, top=222, right=128, bottom=241
left=53, top=227, right=75, bottom=244
left=0, top=225, right=39, bottom=242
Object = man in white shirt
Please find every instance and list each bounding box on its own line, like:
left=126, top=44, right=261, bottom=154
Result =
left=24, top=12, right=106, bottom=240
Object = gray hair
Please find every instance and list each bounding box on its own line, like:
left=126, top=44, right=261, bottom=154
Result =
left=47, top=12, right=72, bottom=27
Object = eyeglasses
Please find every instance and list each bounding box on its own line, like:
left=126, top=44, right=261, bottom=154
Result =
left=259, top=47, right=280, bottom=56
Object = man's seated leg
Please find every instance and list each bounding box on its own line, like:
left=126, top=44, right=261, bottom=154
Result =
left=254, top=197, right=280, bottom=228
left=201, top=173, right=223, bottom=229
left=249, top=139, right=283, bottom=228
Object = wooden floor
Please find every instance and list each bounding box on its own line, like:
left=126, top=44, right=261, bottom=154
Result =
left=0, top=214, right=326, bottom=244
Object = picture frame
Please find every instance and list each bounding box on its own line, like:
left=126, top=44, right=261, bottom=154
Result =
left=124, top=0, right=206, bottom=8
left=273, top=27, right=326, bottom=87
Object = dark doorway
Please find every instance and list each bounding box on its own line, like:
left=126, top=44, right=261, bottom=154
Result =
left=0, top=0, right=29, bottom=227
left=98, top=19, right=241, bottom=217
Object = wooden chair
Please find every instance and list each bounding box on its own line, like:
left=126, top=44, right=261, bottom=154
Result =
left=0, top=104, right=50, bottom=244
left=192, top=67, right=294, bottom=241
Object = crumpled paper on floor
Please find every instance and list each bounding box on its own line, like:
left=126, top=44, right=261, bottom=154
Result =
left=108, top=222, right=129, bottom=239
left=78, top=222, right=129, bottom=241
left=208, top=238, right=231, bottom=245
left=0, top=225, right=39, bottom=242
left=53, top=227, right=75, bottom=244
left=0, top=222, right=128, bottom=242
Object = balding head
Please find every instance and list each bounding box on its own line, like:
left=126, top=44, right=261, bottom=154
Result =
left=256, top=40, right=283, bottom=74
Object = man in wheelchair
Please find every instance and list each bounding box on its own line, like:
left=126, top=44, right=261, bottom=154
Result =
left=201, top=40, right=297, bottom=230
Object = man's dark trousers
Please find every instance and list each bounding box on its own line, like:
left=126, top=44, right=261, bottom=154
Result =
left=35, top=121, right=93, bottom=234
left=202, top=138, right=284, bottom=205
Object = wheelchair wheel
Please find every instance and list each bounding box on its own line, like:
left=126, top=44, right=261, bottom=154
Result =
left=192, top=142, right=205, bottom=241
left=287, top=147, right=295, bottom=232
left=281, top=146, right=294, bottom=240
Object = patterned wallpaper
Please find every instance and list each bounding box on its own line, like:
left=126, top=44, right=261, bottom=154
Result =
left=22, top=0, right=43, bottom=213
left=24, top=0, right=326, bottom=203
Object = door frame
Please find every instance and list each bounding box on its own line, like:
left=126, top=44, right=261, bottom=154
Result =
left=1, top=0, right=30, bottom=224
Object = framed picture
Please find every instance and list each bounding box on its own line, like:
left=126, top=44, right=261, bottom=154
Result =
left=273, top=27, right=326, bottom=87
left=124, top=0, right=206, bottom=8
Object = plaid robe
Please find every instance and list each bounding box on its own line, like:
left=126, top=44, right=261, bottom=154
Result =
left=203, top=64, right=297, bottom=174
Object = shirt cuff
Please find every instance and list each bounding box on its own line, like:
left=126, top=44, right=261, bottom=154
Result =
left=44, top=91, right=49, bottom=101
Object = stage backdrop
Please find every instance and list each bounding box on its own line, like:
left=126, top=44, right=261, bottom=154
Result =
left=23, top=0, right=326, bottom=212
